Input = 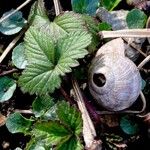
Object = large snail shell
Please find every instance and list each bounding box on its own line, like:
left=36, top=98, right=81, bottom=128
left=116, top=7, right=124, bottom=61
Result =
left=88, top=38, right=142, bottom=111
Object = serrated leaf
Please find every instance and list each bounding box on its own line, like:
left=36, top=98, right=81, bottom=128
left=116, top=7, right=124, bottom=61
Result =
left=101, top=0, right=121, bottom=11
left=71, top=0, right=99, bottom=16
left=12, top=43, right=27, bottom=69
left=31, top=0, right=87, bottom=41
left=120, top=115, right=139, bottom=135
left=32, top=95, right=54, bottom=118
left=0, top=9, right=26, bottom=35
left=57, top=136, right=83, bottom=150
left=6, top=112, right=33, bottom=134
left=126, top=9, right=147, bottom=29
left=34, top=121, right=71, bottom=145
left=57, top=101, right=82, bottom=135
left=0, top=76, right=16, bottom=102
left=19, top=27, right=91, bottom=95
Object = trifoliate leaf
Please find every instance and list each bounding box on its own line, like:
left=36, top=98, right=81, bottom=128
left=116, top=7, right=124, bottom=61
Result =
left=34, top=121, right=71, bottom=145
left=0, top=76, right=16, bottom=102
left=57, top=136, right=83, bottom=150
left=71, top=0, right=99, bottom=16
left=31, top=0, right=87, bottom=41
left=6, top=112, right=33, bottom=134
left=19, top=27, right=91, bottom=95
left=32, top=95, right=54, bottom=118
left=101, top=0, right=121, bottom=11
left=12, top=43, right=27, bottom=69
left=126, top=9, right=147, bottom=29
left=120, top=115, right=139, bottom=135
left=57, top=101, right=82, bottom=135
left=0, top=9, right=26, bottom=35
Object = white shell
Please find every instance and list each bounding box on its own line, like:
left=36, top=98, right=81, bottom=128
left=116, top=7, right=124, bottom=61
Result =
left=88, top=38, right=142, bottom=111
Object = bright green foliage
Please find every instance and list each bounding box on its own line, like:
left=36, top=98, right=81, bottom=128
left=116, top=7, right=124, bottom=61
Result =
left=71, top=0, right=99, bottom=16
left=98, top=22, right=112, bottom=31
left=12, top=43, right=27, bottom=69
left=19, top=27, right=91, bottom=95
left=6, top=112, right=33, bottom=134
left=57, top=101, right=82, bottom=135
left=30, top=0, right=87, bottom=41
left=101, top=0, right=121, bottom=11
left=120, top=115, right=139, bottom=135
left=0, top=76, right=16, bottom=102
left=0, top=9, right=26, bottom=35
left=32, top=95, right=54, bottom=117
left=126, top=9, right=147, bottom=29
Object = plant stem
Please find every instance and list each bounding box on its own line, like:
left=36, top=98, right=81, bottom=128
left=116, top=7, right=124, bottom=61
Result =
left=15, top=109, right=33, bottom=114
left=0, top=0, right=32, bottom=23
left=0, top=68, right=18, bottom=77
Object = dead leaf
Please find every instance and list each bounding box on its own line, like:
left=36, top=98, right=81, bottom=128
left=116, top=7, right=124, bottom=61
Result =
left=0, top=114, right=6, bottom=127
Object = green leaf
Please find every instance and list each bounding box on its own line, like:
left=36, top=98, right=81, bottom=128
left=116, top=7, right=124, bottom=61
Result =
left=31, top=0, right=87, bottom=41
left=0, top=76, right=16, bottom=102
left=57, top=101, right=82, bottom=135
left=120, top=115, right=139, bottom=135
left=98, top=22, right=112, bottom=31
left=6, top=112, right=33, bottom=134
left=19, top=27, right=91, bottom=95
left=126, top=9, right=147, bottom=29
left=57, top=136, right=83, bottom=150
left=101, top=0, right=121, bottom=11
left=12, top=43, right=27, bottom=69
left=0, top=9, right=26, bottom=35
left=32, top=95, right=54, bottom=118
left=71, top=0, right=99, bottom=16
left=34, top=121, right=71, bottom=145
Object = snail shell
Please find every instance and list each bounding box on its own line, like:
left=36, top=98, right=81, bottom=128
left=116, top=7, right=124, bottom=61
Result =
left=88, top=38, right=142, bottom=111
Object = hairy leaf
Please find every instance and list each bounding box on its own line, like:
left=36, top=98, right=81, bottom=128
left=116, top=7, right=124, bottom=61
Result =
left=57, top=101, right=82, bottom=135
left=34, top=121, right=71, bottom=145
left=0, top=77, right=16, bottom=102
left=0, top=9, right=26, bottom=35
left=126, top=9, right=147, bottom=29
left=19, top=27, right=91, bottom=95
left=71, top=0, right=99, bottom=16
left=12, top=43, right=27, bottom=69
left=32, top=95, right=54, bottom=117
left=57, top=136, right=83, bottom=150
left=6, top=112, right=33, bottom=134
left=31, top=0, right=87, bottom=41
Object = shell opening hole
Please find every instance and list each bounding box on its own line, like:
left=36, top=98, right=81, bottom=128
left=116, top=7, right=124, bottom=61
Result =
left=93, top=73, right=106, bottom=87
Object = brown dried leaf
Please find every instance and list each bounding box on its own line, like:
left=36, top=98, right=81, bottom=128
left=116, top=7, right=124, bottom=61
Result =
left=0, top=114, right=6, bottom=127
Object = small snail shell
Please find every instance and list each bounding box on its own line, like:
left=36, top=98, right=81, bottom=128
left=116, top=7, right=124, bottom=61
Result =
left=88, top=38, right=142, bottom=111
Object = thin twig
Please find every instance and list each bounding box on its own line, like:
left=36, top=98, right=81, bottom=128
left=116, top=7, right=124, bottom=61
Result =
left=0, top=28, right=26, bottom=63
left=53, top=0, right=62, bottom=16
left=0, top=0, right=32, bottom=23
left=0, top=68, right=18, bottom=77
left=100, top=29, right=150, bottom=38
left=15, top=109, right=33, bottom=114
left=123, top=38, right=147, bottom=57
left=138, top=55, right=150, bottom=69
left=72, top=78, right=102, bottom=150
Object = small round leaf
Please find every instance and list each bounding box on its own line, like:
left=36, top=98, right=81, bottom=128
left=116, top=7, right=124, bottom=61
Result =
left=126, top=9, right=147, bottom=29
left=0, top=77, right=16, bottom=102
left=12, top=43, right=27, bottom=69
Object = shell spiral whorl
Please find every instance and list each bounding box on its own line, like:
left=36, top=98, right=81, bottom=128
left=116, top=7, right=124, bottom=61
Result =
left=88, top=38, right=142, bottom=111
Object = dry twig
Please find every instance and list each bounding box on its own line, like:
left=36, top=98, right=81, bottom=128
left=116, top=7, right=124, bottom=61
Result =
left=0, top=0, right=32, bottom=23
left=53, top=0, right=62, bottom=16
left=72, top=78, right=102, bottom=150
left=138, top=55, right=150, bottom=69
